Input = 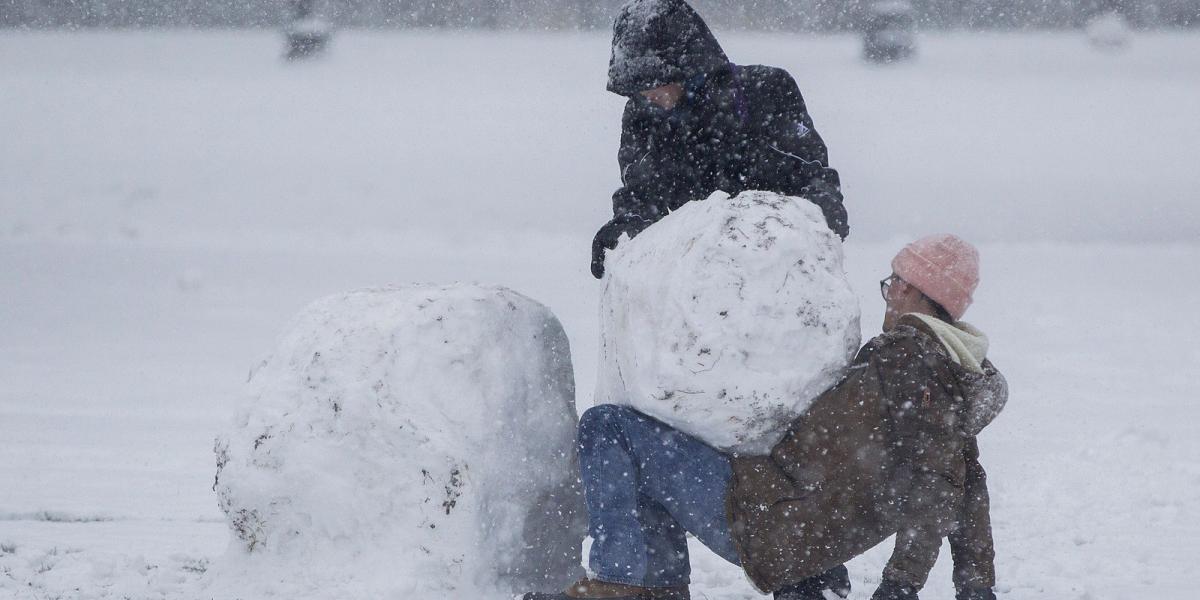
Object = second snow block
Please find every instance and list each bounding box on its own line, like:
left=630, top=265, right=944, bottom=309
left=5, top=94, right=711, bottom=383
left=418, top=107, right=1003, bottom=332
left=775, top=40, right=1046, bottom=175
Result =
left=597, top=191, right=861, bottom=455
left=209, top=284, right=585, bottom=598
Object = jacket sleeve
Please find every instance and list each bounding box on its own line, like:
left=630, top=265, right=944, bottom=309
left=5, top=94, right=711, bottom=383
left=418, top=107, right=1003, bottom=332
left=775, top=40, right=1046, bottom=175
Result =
left=753, top=70, right=848, bottom=238
left=948, top=437, right=997, bottom=594
left=880, top=438, right=997, bottom=593
left=874, top=332, right=968, bottom=590
left=962, top=360, right=1009, bottom=436
left=611, top=101, right=670, bottom=223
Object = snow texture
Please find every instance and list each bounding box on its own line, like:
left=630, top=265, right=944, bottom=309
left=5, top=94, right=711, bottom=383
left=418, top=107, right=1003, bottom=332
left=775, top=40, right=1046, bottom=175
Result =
left=596, top=191, right=861, bottom=454
left=619, top=0, right=673, bottom=25
left=608, top=0, right=674, bottom=84
left=207, top=284, right=585, bottom=598
left=2, top=31, right=1199, bottom=600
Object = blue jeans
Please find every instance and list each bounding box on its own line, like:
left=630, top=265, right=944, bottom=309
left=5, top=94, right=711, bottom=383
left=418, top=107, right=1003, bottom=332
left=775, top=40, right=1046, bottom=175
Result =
left=577, top=404, right=740, bottom=588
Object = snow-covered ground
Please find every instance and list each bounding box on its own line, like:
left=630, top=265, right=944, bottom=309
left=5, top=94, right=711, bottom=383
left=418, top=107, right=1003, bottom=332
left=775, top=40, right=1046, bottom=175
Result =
left=1, top=29, right=1198, bottom=599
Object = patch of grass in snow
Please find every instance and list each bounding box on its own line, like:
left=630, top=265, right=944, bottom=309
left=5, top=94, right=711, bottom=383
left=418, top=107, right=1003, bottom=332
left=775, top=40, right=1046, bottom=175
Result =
left=0, top=542, right=15, bottom=554
left=180, top=558, right=208, bottom=574
left=0, top=510, right=115, bottom=523
left=34, top=551, right=56, bottom=574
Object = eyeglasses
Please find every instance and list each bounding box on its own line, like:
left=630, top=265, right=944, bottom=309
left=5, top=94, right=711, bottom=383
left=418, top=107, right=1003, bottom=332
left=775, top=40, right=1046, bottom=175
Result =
left=880, top=274, right=902, bottom=301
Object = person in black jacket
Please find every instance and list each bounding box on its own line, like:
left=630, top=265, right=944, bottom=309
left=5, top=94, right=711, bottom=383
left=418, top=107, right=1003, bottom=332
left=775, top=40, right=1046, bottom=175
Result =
left=591, top=0, right=849, bottom=279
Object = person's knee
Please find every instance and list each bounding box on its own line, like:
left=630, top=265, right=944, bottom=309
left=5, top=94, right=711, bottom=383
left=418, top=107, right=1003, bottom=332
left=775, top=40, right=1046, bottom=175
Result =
left=578, top=404, right=637, bottom=445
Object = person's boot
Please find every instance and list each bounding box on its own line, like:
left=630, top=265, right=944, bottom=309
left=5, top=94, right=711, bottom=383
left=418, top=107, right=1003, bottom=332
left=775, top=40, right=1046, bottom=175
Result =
left=522, top=578, right=690, bottom=600
left=775, top=565, right=852, bottom=600
left=522, top=577, right=653, bottom=600
left=869, top=579, right=919, bottom=600
left=821, top=564, right=852, bottom=598
left=646, top=584, right=690, bottom=600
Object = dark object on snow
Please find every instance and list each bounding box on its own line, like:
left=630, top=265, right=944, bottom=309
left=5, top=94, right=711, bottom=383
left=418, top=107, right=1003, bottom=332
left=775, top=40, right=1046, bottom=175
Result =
left=1085, top=11, right=1132, bottom=51
left=726, top=314, right=1004, bottom=594
left=285, top=26, right=329, bottom=61
left=594, top=0, right=847, bottom=279
left=870, top=579, right=920, bottom=600
left=284, top=0, right=331, bottom=61
left=862, top=1, right=917, bottom=64
left=775, top=564, right=851, bottom=600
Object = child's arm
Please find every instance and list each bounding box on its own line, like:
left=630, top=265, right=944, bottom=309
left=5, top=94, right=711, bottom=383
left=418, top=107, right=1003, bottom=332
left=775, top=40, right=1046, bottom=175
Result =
left=948, top=437, right=998, bottom=599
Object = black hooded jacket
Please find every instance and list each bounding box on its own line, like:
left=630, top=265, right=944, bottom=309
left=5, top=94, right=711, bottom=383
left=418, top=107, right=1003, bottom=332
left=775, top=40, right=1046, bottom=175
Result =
left=594, top=0, right=847, bottom=278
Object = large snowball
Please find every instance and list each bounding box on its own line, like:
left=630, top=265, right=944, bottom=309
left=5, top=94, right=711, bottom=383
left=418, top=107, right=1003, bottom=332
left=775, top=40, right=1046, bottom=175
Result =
left=596, top=191, right=861, bottom=455
left=207, top=284, right=585, bottom=598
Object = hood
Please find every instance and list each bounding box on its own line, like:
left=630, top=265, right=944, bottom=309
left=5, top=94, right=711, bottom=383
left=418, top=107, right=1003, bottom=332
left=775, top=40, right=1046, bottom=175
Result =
left=903, top=313, right=988, bottom=373
left=607, top=0, right=730, bottom=96
left=902, top=313, right=1007, bottom=435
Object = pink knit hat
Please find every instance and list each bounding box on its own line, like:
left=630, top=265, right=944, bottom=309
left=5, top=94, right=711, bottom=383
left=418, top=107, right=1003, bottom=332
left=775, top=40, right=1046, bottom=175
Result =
left=890, top=234, right=980, bottom=321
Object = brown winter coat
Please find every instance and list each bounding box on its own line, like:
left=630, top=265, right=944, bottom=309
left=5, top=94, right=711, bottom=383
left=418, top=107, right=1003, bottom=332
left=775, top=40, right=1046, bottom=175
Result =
left=725, top=315, right=1005, bottom=593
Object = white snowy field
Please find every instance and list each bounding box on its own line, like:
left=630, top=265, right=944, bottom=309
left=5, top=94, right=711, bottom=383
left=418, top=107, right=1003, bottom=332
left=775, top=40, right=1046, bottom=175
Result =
left=1, top=29, right=1198, bottom=599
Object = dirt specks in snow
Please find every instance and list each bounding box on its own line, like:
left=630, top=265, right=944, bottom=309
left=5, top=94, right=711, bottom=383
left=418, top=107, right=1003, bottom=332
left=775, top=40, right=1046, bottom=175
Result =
left=442, top=466, right=465, bottom=516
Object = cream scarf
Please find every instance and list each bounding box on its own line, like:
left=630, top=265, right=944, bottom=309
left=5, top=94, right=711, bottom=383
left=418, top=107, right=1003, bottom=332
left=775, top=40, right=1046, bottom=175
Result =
left=905, top=313, right=989, bottom=374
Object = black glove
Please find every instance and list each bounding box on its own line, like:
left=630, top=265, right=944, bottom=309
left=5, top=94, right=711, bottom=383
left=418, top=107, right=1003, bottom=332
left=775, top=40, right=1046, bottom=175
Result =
left=870, top=579, right=919, bottom=600
left=590, top=213, right=653, bottom=279
left=775, top=564, right=851, bottom=600
left=819, top=199, right=849, bottom=240
left=799, top=180, right=849, bottom=240
left=956, top=587, right=996, bottom=600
